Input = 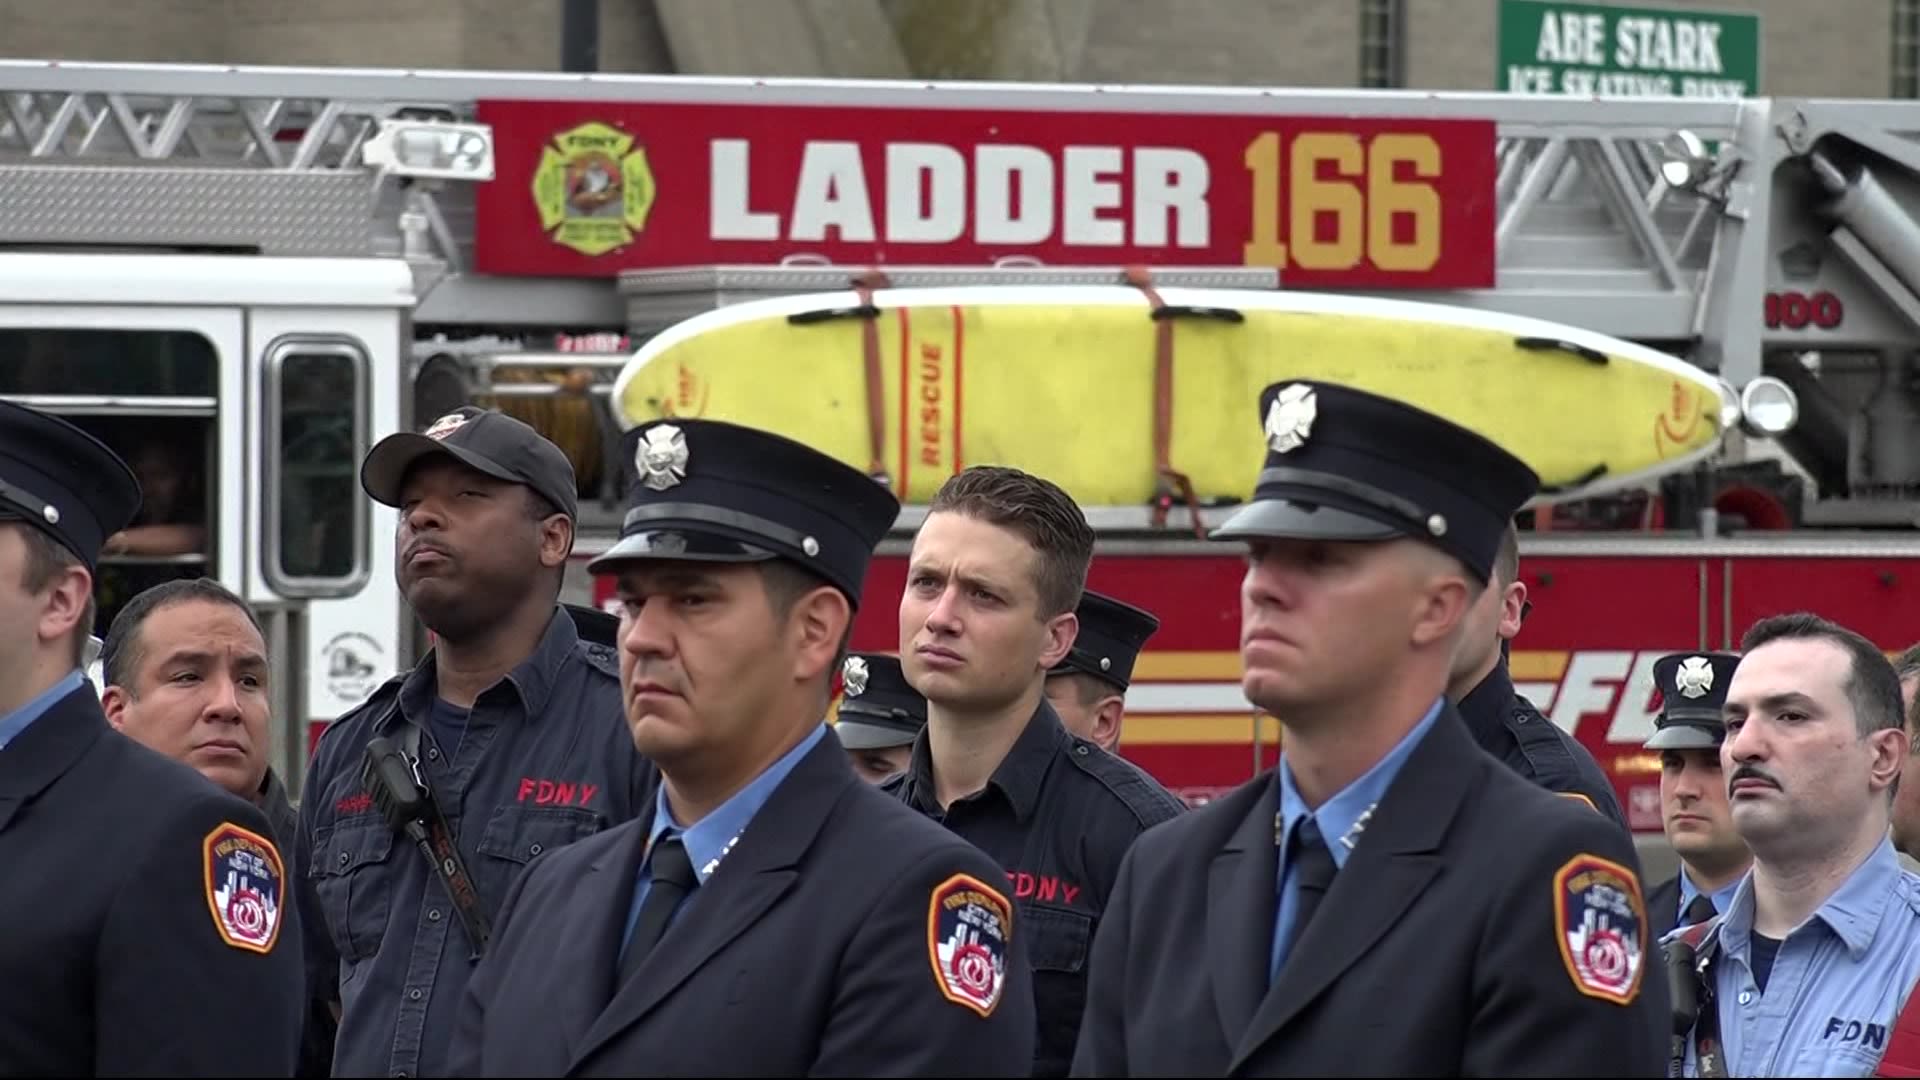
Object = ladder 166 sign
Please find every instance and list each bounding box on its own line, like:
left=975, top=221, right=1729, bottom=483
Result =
left=473, top=98, right=1497, bottom=289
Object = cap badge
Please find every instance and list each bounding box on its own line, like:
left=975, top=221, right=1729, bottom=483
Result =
left=637, top=425, right=690, bottom=492
left=1676, top=655, right=1715, bottom=699
left=1265, top=384, right=1317, bottom=455
left=423, top=412, right=469, bottom=441
left=843, top=656, right=869, bottom=697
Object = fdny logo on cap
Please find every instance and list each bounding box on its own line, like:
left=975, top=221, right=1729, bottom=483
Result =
left=202, top=822, right=286, bottom=955
left=927, top=873, right=1012, bottom=1018
left=1265, top=383, right=1317, bottom=455
left=1552, top=853, right=1646, bottom=1006
left=842, top=656, right=869, bottom=697
left=423, top=412, right=470, bottom=441
left=638, top=425, right=690, bottom=491
left=1676, top=656, right=1715, bottom=699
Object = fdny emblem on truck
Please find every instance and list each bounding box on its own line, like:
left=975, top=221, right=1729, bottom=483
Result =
left=532, top=120, right=659, bottom=257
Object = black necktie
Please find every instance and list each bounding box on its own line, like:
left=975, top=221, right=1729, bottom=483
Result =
left=1285, top=818, right=1338, bottom=960
left=1681, top=890, right=1716, bottom=929
left=618, top=836, right=697, bottom=985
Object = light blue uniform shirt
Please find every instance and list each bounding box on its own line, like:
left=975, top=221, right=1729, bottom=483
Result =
left=619, top=722, right=827, bottom=956
left=1681, top=835, right=1920, bottom=1078
left=1677, top=870, right=1743, bottom=931
left=1270, top=696, right=1443, bottom=981
left=0, top=670, right=84, bottom=752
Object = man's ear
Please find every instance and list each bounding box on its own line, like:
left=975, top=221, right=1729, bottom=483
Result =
left=1410, top=573, right=1473, bottom=650
left=1871, top=725, right=1911, bottom=796
left=790, top=585, right=852, bottom=684
left=102, top=684, right=130, bottom=729
left=1497, top=580, right=1528, bottom=641
left=539, top=514, right=575, bottom=571
left=1040, top=612, right=1078, bottom=671
left=1089, top=694, right=1126, bottom=754
left=37, top=563, right=92, bottom=651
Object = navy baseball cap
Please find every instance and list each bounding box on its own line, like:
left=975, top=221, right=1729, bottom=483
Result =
left=0, top=399, right=141, bottom=571
left=361, top=407, right=579, bottom=521
left=1644, top=651, right=1741, bottom=752
left=1209, top=381, right=1541, bottom=583
left=835, top=653, right=928, bottom=750
left=1050, top=590, right=1161, bottom=693
left=587, top=418, right=901, bottom=608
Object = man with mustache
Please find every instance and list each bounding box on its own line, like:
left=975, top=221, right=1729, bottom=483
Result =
left=100, top=576, right=338, bottom=1074
left=1671, top=613, right=1920, bottom=1078
left=889, top=465, right=1188, bottom=1078
left=444, top=417, right=1035, bottom=1076
left=1070, top=380, right=1666, bottom=1077
left=1640, top=651, right=1750, bottom=935
left=296, top=407, right=648, bottom=1080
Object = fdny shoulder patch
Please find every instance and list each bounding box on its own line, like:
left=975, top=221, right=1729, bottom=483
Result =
left=926, top=872, right=1013, bottom=1018
left=202, top=821, right=286, bottom=955
left=1552, top=852, right=1647, bottom=1006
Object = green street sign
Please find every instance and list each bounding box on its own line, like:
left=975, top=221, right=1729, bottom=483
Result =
left=1497, top=0, right=1760, bottom=98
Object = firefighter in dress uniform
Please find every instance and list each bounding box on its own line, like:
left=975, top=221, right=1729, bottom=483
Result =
left=1641, top=651, right=1750, bottom=936
left=445, top=417, right=1037, bottom=1076
left=1044, top=588, right=1161, bottom=755
left=0, top=399, right=303, bottom=1074
left=1070, top=380, right=1668, bottom=1077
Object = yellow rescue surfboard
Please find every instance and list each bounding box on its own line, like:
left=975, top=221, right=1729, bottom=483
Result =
left=609, top=284, right=1734, bottom=509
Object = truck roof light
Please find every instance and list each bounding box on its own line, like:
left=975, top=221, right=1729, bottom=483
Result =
left=1739, top=376, right=1799, bottom=437
left=364, top=119, right=495, bottom=183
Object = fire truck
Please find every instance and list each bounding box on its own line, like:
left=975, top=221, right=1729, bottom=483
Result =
left=0, top=59, right=1915, bottom=827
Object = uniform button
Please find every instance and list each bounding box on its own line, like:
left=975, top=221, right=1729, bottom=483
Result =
left=408, top=988, right=423, bottom=1001
left=1738, top=990, right=1753, bottom=1005
left=427, top=748, right=439, bottom=760
left=428, top=909, right=442, bottom=922
left=1075, top=745, right=1089, bottom=756
left=529, top=843, right=544, bottom=856
left=337, top=851, right=349, bottom=866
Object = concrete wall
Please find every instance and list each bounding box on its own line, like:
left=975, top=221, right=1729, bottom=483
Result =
left=0, top=0, right=1898, bottom=98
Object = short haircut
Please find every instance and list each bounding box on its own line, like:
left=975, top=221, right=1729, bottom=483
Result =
left=1494, top=522, right=1521, bottom=588
left=1896, top=642, right=1920, bottom=682
left=757, top=559, right=851, bottom=676
left=15, top=524, right=95, bottom=667
left=927, top=466, right=1094, bottom=619
left=101, top=577, right=264, bottom=692
left=1740, top=612, right=1904, bottom=737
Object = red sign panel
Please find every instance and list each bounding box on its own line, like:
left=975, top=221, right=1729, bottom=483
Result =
left=474, top=99, right=1498, bottom=288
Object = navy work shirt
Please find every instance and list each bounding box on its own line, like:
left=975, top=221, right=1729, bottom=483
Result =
left=1458, top=662, right=1629, bottom=830
left=296, top=607, right=650, bottom=1079
left=885, top=701, right=1187, bottom=1077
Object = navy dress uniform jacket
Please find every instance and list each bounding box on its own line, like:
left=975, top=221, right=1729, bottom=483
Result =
left=1459, top=663, right=1630, bottom=832
left=1646, top=874, right=1681, bottom=938
left=445, top=727, right=1038, bottom=1078
left=0, top=682, right=305, bottom=1075
left=1070, top=702, right=1669, bottom=1078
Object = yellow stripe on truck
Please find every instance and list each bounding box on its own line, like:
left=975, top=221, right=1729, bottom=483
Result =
left=1121, top=713, right=1283, bottom=746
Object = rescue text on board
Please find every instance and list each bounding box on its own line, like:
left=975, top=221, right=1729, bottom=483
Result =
left=1508, top=10, right=1748, bottom=98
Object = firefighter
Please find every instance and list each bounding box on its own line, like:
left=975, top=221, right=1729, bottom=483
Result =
left=297, top=406, right=649, bottom=1080
left=99, top=575, right=338, bottom=1074
left=1640, top=651, right=1750, bottom=935
left=1672, top=612, right=1920, bottom=1078
left=1446, top=522, right=1627, bottom=829
left=444, top=417, right=1035, bottom=1076
left=1070, top=380, right=1666, bottom=1077
left=888, top=465, right=1188, bottom=1078
left=0, top=399, right=303, bottom=1074
left=834, top=651, right=928, bottom=783
left=1043, top=589, right=1160, bottom=754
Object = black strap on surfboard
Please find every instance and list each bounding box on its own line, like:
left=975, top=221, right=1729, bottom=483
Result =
left=784, top=268, right=895, bottom=492
left=1126, top=264, right=1242, bottom=540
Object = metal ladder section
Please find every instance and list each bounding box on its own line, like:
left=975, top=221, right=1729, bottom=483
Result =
left=0, top=59, right=1821, bottom=384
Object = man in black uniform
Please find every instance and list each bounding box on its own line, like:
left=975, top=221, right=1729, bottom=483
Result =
left=1043, top=589, right=1161, bottom=754
left=1070, top=380, right=1666, bottom=1077
left=0, top=400, right=303, bottom=1074
left=445, top=417, right=1035, bottom=1077
left=297, top=407, right=648, bottom=1079
left=1448, top=522, right=1628, bottom=828
left=1640, top=650, right=1749, bottom=934
left=835, top=651, right=929, bottom=784
left=888, top=465, right=1188, bottom=1078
